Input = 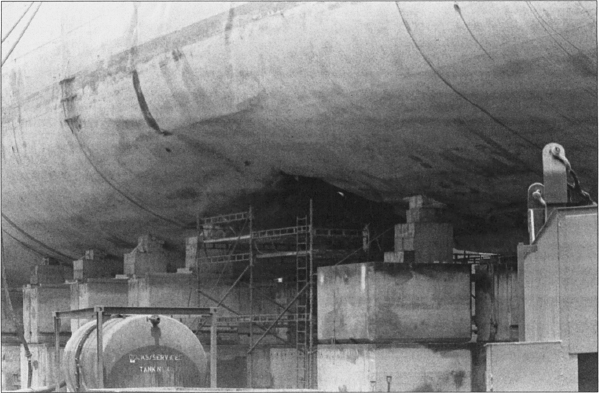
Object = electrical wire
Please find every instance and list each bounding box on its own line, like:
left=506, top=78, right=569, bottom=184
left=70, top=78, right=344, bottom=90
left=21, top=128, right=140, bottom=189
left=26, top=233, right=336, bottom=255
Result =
left=1, top=2, right=34, bottom=43
left=2, top=2, right=42, bottom=67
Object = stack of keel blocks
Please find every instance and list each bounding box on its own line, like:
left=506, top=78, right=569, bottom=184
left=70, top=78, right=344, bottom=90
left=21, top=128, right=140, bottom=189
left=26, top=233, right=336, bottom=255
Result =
left=19, top=262, right=72, bottom=390
left=386, top=195, right=453, bottom=264
left=124, top=234, right=170, bottom=275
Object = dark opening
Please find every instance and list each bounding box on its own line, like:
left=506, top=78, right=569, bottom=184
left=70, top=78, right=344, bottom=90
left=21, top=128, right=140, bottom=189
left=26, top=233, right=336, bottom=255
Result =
left=578, top=352, right=598, bottom=392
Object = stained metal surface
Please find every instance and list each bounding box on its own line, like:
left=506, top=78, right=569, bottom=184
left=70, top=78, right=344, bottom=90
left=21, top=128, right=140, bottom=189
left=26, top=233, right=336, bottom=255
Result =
left=1, top=2, right=597, bottom=280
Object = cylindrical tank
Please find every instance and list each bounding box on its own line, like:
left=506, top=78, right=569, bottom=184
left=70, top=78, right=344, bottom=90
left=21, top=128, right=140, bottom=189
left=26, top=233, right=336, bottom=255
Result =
left=62, top=315, right=206, bottom=391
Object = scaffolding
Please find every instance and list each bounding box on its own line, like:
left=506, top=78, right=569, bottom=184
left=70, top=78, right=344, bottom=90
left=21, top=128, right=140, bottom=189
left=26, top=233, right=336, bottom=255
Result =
left=193, top=200, right=364, bottom=389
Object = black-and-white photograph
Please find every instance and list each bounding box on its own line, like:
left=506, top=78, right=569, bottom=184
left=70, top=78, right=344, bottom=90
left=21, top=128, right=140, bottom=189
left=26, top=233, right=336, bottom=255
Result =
left=1, top=2, right=597, bottom=392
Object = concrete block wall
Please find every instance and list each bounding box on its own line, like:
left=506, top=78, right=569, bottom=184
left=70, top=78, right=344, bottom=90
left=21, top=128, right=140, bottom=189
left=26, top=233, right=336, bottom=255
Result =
left=318, top=262, right=471, bottom=342
left=19, top=343, right=64, bottom=390
left=124, top=234, right=170, bottom=275
left=22, top=284, right=71, bottom=343
left=317, top=343, right=471, bottom=392
left=128, top=272, right=199, bottom=328
left=270, top=348, right=299, bottom=389
left=69, top=279, right=128, bottom=330
left=519, top=207, right=598, bottom=353
left=203, top=345, right=246, bottom=388
left=394, top=223, right=453, bottom=264
left=248, top=347, right=271, bottom=388
left=474, top=263, right=519, bottom=342
left=485, top=342, right=578, bottom=391
left=200, top=345, right=308, bottom=389
left=2, top=345, right=21, bottom=390
left=1, top=289, right=23, bottom=334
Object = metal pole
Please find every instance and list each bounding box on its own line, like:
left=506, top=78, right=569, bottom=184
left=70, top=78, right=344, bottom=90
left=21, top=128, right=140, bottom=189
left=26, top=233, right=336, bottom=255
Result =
left=96, top=308, right=104, bottom=388
left=243, top=281, right=286, bottom=310
left=54, top=314, right=60, bottom=388
left=210, top=313, right=217, bottom=388
left=196, top=265, right=250, bottom=330
left=248, top=206, right=254, bottom=388
left=248, top=283, right=309, bottom=354
left=197, top=289, right=294, bottom=347
left=308, top=198, right=314, bottom=388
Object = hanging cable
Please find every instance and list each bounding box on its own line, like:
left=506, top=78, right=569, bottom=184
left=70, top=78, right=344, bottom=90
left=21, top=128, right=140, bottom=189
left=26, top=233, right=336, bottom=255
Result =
left=2, top=2, right=42, bottom=67
left=567, top=167, right=596, bottom=205
left=1, top=2, right=34, bottom=43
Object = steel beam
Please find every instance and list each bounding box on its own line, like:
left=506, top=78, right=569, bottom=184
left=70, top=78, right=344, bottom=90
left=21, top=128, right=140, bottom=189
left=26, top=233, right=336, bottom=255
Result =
left=210, top=314, right=217, bottom=388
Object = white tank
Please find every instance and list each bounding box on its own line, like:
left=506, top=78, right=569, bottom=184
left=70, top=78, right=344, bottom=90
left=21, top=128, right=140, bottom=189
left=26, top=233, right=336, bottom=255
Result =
left=62, top=315, right=207, bottom=391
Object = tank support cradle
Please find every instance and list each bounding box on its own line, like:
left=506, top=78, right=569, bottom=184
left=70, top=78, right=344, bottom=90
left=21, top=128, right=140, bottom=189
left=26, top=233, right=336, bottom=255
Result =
left=54, top=306, right=218, bottom=389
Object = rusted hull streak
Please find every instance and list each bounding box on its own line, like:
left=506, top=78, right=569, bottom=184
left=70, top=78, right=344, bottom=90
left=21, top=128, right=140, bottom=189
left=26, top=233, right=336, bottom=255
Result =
left=131, top=69, right=172, bottom=136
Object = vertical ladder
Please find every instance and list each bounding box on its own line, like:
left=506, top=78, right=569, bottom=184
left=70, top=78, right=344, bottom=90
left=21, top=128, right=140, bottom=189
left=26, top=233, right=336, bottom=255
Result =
left=248, top=207, right=254, bottom=388
left=307, top=199, right=314, bottom=388
left=295, top=213, right=309, bottom=388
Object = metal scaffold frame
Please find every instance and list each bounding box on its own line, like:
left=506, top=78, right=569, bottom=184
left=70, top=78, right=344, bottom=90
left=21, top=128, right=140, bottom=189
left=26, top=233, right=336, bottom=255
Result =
left=194, top=200, right=361, bottom=389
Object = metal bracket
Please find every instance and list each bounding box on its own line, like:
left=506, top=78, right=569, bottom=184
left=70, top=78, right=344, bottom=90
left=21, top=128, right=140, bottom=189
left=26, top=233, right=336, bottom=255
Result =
left=527, top=183, right=545, bottom=244
left=542, top=143, right=569, bottom=205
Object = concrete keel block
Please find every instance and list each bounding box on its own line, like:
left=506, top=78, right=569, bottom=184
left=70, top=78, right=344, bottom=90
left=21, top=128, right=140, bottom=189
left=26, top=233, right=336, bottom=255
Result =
left=403, top=195, right=447, bottom=210
left=485, top=342, right=577, bottom=391
left=128, top=273, right=199, bottom=328
left=317, top=263, right=471, bottom=341
left=23, top=284, right=71, bottom=343
left=29, top=265, right=72, bottom=285
left=384, top=252, right=400, bottom=263
left=398, top=251, right=415, bottom=263
left=407, top=207, right=445, bottom=223
left=2, top=344, right=21, bottom=390
left=20, top=343, right=65, bottom=389
left=124, top=234, right=172, bottom=275
left=70, top=279, right=128, bottom=331
left=318, top=343, right=471, bottom=392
